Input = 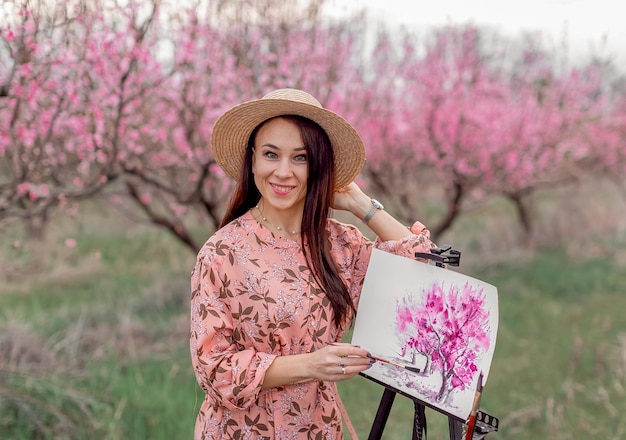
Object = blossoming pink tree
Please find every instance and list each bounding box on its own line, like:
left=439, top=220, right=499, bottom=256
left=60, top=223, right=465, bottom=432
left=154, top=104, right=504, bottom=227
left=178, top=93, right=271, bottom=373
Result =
left=395, top=281, right=491, bottom=402
left=484, top=50, right=605, bottom=245
left=578, top=84, right=626, bottom=199
left=0, top=0, right=363, bottom=250
left=360, top=27, right=509, bottom=239
left=114, top=0, right=364, bottom=251
left=0, top=0, right=184, bottom=237
left=346, top=29, right=421, bottom=221
left=361, top=26, right=608, bottom=243
left=0, top=2, right=119, bottom=234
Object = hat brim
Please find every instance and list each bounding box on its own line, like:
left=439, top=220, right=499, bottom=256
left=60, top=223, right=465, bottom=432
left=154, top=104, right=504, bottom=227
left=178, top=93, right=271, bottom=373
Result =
left=211, top=98, right=365, bottom=189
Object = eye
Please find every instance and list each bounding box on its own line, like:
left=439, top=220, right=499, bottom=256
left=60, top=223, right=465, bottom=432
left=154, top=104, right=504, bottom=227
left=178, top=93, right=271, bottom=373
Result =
left=294, top=154, right=308, bottom=162
left=263, top=151, right=278, bottom=159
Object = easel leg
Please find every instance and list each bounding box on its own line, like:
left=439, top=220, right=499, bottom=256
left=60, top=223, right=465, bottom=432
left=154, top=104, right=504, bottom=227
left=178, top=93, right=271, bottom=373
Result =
left=448, top=417, right=464, bottom=440
left=412, top=402, right=426, bottom=440
left=367, top=388, right=396, bottom=440
left=366, top=386, right=491, bottom=440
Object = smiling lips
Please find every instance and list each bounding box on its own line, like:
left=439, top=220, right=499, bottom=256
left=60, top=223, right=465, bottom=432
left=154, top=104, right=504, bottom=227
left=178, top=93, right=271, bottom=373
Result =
left=271, top=183, right=295, bottom=195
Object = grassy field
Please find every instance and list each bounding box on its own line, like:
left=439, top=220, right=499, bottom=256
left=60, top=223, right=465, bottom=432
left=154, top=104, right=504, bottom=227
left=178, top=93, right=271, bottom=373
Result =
left=1, top=189, right=625, bottom=439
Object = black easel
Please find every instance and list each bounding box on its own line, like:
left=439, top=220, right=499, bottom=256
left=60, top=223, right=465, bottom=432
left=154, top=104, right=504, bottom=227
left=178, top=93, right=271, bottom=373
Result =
left=365, top=383, right=498, bottom=440
left=363, top=246, right=499, bottom=440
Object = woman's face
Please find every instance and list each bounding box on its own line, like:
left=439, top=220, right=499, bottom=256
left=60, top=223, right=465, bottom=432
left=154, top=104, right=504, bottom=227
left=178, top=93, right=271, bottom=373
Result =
left=252, top=117, right=309, bottom=214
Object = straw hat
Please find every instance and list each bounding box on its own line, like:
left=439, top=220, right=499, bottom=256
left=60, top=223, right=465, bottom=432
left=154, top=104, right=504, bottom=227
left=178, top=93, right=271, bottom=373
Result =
left=210, top=88, right=365, bottom=189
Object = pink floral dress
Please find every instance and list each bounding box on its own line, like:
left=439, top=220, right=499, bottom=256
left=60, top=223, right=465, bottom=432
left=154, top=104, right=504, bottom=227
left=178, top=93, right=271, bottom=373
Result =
left=190, top=210, right=434, bottom=439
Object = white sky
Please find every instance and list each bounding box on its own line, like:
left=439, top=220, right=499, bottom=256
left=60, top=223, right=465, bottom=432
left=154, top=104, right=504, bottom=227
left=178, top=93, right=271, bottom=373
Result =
left=329, top=0, right=626, bottom=68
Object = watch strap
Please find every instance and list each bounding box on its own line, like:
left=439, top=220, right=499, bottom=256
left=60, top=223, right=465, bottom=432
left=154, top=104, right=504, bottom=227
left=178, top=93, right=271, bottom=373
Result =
left=363, top=199, right=383, bottom=224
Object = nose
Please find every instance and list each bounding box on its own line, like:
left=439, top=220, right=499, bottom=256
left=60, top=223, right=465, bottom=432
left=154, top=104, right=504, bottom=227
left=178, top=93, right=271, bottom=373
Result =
left=274, top=158, right=294, bottom=177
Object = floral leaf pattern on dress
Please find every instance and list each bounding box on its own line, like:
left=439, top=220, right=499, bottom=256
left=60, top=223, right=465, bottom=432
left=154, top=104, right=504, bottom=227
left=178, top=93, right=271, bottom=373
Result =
left=190, top=211, right=434, bottom=439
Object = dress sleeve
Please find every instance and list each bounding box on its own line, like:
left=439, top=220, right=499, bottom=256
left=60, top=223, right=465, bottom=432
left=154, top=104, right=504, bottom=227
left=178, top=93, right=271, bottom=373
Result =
left=375, top=220, right=436, bottom=258
left=190, top=247, right=277, bottom=411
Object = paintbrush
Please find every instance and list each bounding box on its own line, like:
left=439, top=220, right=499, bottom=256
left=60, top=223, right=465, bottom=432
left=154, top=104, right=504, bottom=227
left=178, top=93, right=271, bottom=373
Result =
left=465, top=371, right=484, bottom=440
left=370, top=354, right=421, bottom=373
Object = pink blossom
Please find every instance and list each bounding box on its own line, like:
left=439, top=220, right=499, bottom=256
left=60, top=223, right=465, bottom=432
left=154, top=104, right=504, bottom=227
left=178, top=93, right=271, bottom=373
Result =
left=16, top=182, right=31, bottom=196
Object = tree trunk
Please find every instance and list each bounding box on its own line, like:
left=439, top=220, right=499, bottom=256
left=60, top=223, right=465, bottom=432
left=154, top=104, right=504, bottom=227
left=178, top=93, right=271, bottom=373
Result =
left=507, top=192, right=534, bottom=249
left=432, top=180, right=464, bottom=242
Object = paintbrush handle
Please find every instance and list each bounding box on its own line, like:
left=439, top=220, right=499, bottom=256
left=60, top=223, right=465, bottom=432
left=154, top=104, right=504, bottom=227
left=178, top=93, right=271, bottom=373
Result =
left=465, top=373, right=484, bottom=440
left=370, top=355, right=417, bottom=371
left=370, top=355, right=402, bottom=368
left=465, top=413, right=477, bottom=440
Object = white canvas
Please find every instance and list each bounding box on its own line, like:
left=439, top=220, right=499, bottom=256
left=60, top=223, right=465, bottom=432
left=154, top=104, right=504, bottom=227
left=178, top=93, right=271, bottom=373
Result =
left=351, top=248, right=499, bottom=421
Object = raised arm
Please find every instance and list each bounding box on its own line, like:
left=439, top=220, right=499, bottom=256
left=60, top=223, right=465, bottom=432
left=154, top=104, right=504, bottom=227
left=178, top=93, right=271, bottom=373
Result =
left=332, top=182, right=436, bottom=247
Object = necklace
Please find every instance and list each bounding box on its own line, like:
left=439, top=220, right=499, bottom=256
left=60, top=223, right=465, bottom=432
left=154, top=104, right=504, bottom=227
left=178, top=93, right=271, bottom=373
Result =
left=255, top=205, right=300, bottom=236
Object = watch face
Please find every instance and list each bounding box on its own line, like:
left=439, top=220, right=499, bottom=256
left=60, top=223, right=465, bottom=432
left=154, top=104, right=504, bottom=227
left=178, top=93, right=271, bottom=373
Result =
left=372, top=199, right=384, bottom=210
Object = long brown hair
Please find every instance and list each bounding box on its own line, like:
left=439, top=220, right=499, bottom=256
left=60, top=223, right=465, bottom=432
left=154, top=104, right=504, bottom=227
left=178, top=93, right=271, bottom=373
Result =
left=219, top=115, right=354, bottom=327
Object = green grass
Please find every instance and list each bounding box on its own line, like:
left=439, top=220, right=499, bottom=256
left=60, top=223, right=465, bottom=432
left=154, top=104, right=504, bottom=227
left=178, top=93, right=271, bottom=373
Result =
left=476, top=249, right=626, bottom=439
left=1, top=213, right=625, bottom=439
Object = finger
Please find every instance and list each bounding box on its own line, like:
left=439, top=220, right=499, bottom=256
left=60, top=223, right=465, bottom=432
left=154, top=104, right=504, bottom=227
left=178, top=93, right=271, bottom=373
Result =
left=335, top=362, right=372, bottom=380
left=330, top=343, right=369, bottom=358
left=339, top=355, right=375, bottom=369
left=334, top=351, right=374, bottom=368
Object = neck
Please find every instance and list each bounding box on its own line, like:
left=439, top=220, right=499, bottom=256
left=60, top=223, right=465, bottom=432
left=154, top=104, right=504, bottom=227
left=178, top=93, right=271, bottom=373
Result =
left=254, top=203, right=301, bottom=236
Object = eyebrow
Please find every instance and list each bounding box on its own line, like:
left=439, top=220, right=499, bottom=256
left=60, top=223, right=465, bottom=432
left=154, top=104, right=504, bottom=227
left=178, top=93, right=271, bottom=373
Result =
left=261, top=143, right=306, bottom=151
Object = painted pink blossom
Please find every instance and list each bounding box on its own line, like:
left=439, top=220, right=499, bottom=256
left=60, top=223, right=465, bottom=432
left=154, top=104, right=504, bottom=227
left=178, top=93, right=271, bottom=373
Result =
left=395, top=281, right=490, bottom=402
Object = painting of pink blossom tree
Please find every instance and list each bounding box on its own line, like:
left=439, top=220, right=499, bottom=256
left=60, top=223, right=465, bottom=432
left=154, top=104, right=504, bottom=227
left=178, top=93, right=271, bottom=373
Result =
left=395, top=281, right=491, bottom=403
left=352, top=249, right=498, bottom=421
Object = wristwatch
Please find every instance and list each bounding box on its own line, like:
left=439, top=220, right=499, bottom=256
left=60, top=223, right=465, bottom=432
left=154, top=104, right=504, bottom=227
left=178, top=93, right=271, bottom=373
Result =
left=363, top=199, right=384, bottom=224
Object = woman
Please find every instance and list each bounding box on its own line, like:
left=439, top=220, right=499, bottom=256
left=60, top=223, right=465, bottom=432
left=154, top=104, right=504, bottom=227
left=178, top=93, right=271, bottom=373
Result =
left=190, top=89, right=435, bottom=439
